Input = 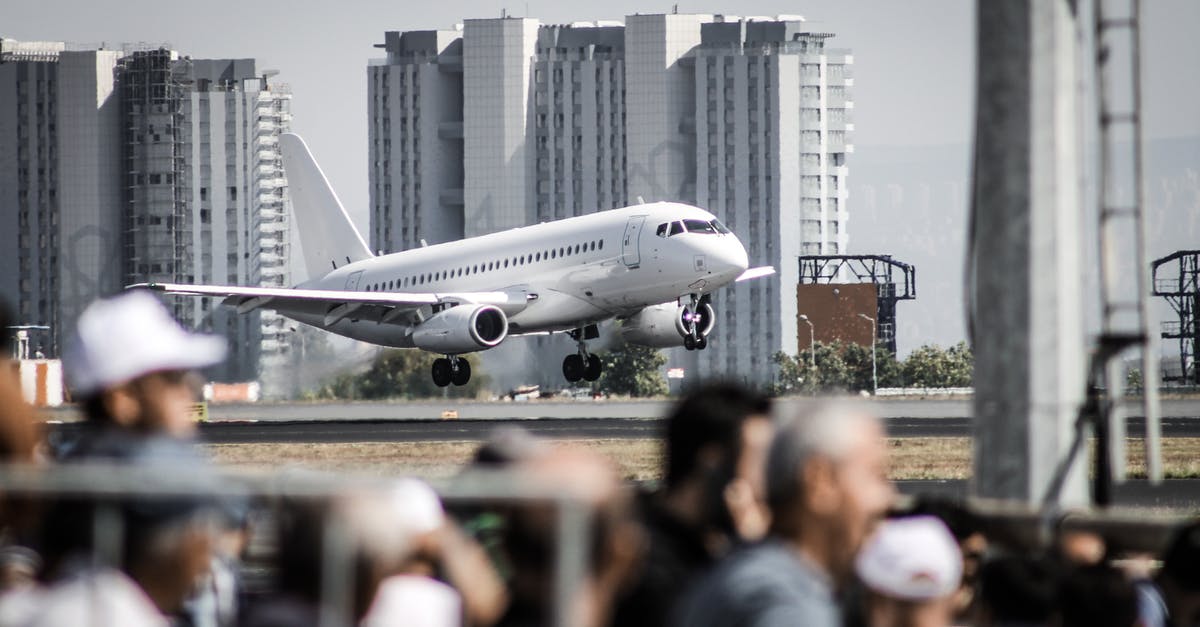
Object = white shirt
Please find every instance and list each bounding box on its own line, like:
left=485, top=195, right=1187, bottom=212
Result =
left=21, top=569, right=167, bottom=627
left=361, top=575, right=461, bottom=627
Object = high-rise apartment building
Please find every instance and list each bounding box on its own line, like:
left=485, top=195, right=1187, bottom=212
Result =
left=368, top=14, right=853, bottom=385
left=690, top=20, right=852, bottom=381
left=368, top=30, right=464, bottom=253
left=1, top=40, right=124, bottom=357
left=1, top=41, right=293, bottom=391
left=117, top=51, right=293, bottom=384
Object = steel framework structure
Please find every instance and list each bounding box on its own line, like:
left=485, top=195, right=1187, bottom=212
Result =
left=1152, top=250, right=1200, bottom=384
left=797, top=254, right=916, bottom=355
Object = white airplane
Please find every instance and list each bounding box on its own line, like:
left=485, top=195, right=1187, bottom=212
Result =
left=133, top=134, right=775, bottom=387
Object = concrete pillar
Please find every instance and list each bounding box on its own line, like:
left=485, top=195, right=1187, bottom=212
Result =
left=971, top=0, right=1088, bottom=505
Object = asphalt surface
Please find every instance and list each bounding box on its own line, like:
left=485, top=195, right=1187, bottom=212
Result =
left=41, top=415, right=1200, bottom=444
left=42, top=397, right=1200, bottom=423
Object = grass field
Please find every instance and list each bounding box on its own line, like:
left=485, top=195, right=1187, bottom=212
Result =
left=206, top=437, right=1200, bottom=481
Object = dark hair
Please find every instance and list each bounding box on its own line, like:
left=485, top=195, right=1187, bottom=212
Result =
left=1059, top=564, right=1138, bottom=627
left=978, top=556, right=1061, bottom=624
left=898, top=495, right=981, bottom=541
left=0, top=297, right=12, bottom=355
left=1161, top=520, right=1200, bottom=588
left=664, top=382, right=771, bottom=489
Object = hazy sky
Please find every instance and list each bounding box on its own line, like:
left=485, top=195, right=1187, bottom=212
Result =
left=9, top=0, right=1197, bottom=228
left=7, top=1, right=1199, bottom=356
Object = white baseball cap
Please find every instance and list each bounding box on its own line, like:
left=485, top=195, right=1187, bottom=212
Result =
left=64, top=290, right=227, bottom=396
left=856, top=515, right=963, bottom=601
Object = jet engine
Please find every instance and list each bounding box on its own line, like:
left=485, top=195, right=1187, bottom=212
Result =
left=412, top=304, right=509, bottom=354
left=620, top=301, right=715, bottom=348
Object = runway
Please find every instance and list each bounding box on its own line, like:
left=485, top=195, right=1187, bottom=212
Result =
left=188, top=397, right=1200, bottom=422
left=43, top=415, right=1200, bottom=444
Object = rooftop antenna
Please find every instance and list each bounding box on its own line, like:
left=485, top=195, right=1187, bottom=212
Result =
left=501, top=7, right=507, bottom=18
left=673, top=3, right=679, bottom=14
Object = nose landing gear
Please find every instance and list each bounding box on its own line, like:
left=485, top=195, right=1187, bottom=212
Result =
left=563, top=326, right=603, bottom=383
left=432, top=355, right=472, bottom=387
left=681, top=294, right=710, bottom=351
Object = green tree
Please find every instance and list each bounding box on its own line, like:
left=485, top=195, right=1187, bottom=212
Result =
left=900, top=342, right=974, bottom=388
left=1126, top=367, right=1143, bottom=394
left=772, top=341, right=903, bottom=395
left=598, top=339, right=668, bottom=397
left=315, top=349, right=488, bottom=400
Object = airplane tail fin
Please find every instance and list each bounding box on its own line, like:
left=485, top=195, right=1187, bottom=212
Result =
left=280, top=133, right=373, bottom=281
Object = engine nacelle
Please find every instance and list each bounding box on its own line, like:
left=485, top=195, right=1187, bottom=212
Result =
left=412, top=304, right=508, bottom=354
left=620, top=302, right=716, bottom=348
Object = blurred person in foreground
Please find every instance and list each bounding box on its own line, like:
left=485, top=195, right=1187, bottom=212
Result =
left=973, top=556, right=1060, bottom=627
left=1136, top=519, right=1200, bottom=627
left=57, top=290, right=225, bottom=459
left=26, top=291, right=229, bottom=625
left=0, top=296, right=39, bottom=464
left=613, top=382, right=774, bottom=627
left=855, top=516, right=963, bottom=627
left=0, top=297, right=42, bottom=600
left=242, top=475, right=503, bottom=627
left=673, top=399, right=895, bottom=627
left=1060, top=563, right=1140, bottom=627
left=899, top=496, right=988, bottom=622
left=496, top=446, right=642, bottom=627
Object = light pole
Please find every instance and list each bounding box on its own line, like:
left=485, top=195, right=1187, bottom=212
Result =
left=798, top=314, right=815, bottom=369
left=858, top=314, right=877, bottom=395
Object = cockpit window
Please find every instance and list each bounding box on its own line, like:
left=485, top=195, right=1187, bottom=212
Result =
left=669, top=221, right=685, bottom=236
left=710, top=219, right=731, bottom=234
left=683, top=219, right=717, bottom=234
left=656, top=223, right=669, bottom=237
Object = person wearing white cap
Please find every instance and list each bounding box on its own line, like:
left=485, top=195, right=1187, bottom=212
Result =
left=61, top=289, right=227, bottom=448
left=855, top=515, right=964, bottom=627
left=26, top=291, right=229, bottom=626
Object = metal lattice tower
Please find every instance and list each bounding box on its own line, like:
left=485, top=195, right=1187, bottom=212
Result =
left=796, top=255, right=916, bottom=355
left=1092, top=0, right=1161, bottom=483
left=1152, top=251, right=1200, bottom=385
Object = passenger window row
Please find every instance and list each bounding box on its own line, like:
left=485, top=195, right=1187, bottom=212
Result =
left=655, top=219, right=732, bottom=238
left=361, top=238, right=606, bottom=292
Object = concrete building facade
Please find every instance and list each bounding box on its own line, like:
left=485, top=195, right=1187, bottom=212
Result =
left=368, top=30, right=464, bottom=253
left=2, top=41, right=293, bottom=390
left=368, top=14, right=852, bottom=385
left=117, top=51, right=293, bottom=384
left=1, top=40, right=124, bottom=357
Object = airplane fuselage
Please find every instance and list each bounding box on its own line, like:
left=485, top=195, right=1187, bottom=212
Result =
left=281, top=202, right=749, bottom=348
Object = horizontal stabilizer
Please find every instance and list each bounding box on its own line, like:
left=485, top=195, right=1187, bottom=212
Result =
left=735, top=266, right=776, bottom=282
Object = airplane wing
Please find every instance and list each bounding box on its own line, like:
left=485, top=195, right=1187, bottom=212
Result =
left=736, top=266, right=776, bottom=282
left=130, top=282, right=521, bottom=326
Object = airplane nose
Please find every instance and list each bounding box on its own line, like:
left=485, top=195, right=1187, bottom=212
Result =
left=709, top=237, right=749, bottom=278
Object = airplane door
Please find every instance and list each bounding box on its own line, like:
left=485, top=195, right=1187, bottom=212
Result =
left=622, top=216, right=646, bottom=268
left=345, top=270, right=364, bottom=291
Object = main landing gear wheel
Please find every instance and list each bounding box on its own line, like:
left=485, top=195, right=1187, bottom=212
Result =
left=696, top=335, right=708, bottom=350
left=584, top=354, right=602, bottom=382
left=563, top=353, right=585, bottom=383
left=432, top=356, right=472, bottom=387
left=564, top=327, right=604, bottom=384
left=684, top=335, right=697, bottom=351
left=451, top=359, right=471, bottom=386
left=432, top=358, right=453, bottom=387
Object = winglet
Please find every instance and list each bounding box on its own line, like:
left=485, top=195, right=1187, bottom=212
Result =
left=735, top=266, right=776, bottom=282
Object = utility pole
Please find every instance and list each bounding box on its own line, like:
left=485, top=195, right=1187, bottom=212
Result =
left=971, top=0, right=1088, bottom=505
left=859, top=314, right=877, bottom=394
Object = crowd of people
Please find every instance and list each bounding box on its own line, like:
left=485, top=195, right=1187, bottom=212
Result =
left=0, top=290, right=1197, bottom=627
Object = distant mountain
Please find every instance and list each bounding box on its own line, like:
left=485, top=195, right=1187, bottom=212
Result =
left=847, top=137, right=1200, bottom=357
